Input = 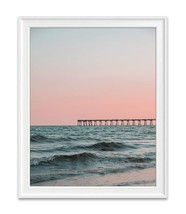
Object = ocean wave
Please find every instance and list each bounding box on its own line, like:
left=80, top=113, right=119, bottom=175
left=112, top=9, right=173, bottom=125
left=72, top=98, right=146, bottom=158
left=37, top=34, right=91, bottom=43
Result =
left=30, top=134, right=107, bottom=143
left=31, top=146, right=67, bottom=153
left=83, top=141, right=137, bottom=151
left=30, top=134, right=80, bottom=143
left=125, top=156, right=154, bottom=163
left=31, top=134, right=51, bottom=142
left=31, top=152, right=96, bottom=166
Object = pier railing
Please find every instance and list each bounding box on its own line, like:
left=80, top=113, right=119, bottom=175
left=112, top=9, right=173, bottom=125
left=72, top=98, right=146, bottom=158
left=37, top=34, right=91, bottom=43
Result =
left=77, top=119, right=156, bottom=126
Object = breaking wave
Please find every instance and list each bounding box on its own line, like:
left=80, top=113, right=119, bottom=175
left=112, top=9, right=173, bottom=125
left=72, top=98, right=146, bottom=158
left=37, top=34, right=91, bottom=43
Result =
left=31, top=152, right=96, bottom=166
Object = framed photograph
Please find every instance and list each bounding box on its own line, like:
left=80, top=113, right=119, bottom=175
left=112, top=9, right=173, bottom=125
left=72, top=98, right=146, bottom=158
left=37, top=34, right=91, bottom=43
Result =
left=18, top=17, right=168, bottom=198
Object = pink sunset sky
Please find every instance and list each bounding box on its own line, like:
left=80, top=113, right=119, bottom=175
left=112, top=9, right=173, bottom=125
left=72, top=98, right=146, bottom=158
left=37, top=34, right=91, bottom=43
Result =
left=30, top=28, right=156, bottom=125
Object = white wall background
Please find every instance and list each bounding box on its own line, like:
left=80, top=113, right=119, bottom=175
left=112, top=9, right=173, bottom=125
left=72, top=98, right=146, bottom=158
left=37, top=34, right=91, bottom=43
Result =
left=0, top=0, right=185, bottom=213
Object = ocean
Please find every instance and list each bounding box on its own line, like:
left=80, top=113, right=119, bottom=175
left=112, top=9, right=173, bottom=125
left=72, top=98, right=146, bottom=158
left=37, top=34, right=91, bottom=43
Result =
left=30, top=125, right=156, bottom=186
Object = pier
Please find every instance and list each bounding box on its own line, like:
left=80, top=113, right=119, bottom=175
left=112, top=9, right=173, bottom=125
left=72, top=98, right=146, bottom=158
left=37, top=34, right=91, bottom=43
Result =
left=77, top=119, right=156, bottom=126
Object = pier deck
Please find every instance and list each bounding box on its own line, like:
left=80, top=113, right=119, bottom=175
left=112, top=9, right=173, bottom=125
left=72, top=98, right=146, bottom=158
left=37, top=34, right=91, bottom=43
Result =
left=77, top=119, right=156, bottom=126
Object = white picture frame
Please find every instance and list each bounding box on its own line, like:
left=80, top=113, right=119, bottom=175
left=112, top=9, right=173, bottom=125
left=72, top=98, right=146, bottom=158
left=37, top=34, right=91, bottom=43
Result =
left=18, top=16, right=168, bottom=198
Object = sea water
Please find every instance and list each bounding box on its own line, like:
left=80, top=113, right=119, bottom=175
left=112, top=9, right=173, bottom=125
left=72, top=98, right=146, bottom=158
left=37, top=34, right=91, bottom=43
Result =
left=30, top=125, right=156, bottom=186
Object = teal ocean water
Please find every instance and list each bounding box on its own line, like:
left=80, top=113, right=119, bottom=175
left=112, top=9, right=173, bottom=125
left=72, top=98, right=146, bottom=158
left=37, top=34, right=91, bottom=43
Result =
left=30, top=125, right=156, bottom=186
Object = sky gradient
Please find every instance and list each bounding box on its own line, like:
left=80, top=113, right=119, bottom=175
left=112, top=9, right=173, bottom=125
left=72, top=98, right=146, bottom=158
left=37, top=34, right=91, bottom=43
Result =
left=30, top=27, right=156, bottom=125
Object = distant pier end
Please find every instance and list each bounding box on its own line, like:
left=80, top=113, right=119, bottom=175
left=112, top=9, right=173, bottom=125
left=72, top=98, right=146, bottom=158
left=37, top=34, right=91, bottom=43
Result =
left=77, top=119, right=156, bottom=126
